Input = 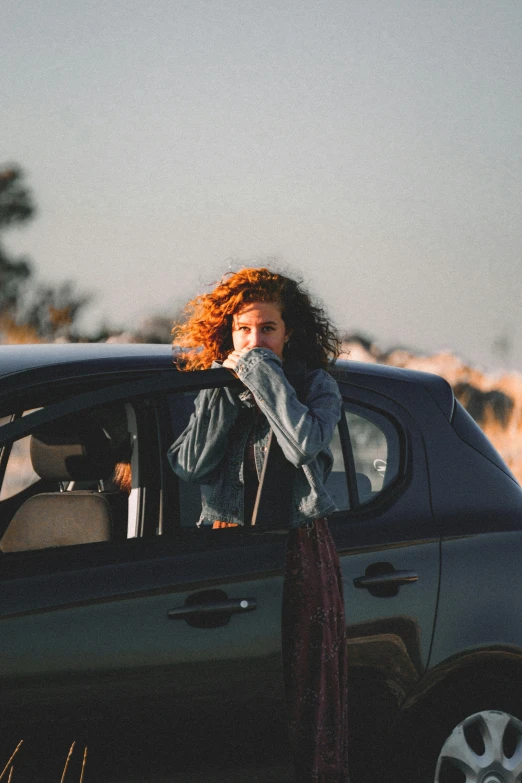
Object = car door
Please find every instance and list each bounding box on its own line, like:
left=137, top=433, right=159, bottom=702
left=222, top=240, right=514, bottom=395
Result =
left=326, top=379, right=440, bottom=781
left=0, top=374, right=293, bottom=782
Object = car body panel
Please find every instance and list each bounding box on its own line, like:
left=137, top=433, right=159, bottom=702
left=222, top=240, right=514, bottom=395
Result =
left=430, top=531, right=522, bottom=667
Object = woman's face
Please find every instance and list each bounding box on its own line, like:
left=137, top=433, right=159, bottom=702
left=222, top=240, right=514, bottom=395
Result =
left=231, top=300, right=289, bottom=360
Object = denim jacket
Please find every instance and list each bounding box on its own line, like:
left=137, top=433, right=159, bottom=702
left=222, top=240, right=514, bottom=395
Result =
left=167, top=347, right=342, bottom=529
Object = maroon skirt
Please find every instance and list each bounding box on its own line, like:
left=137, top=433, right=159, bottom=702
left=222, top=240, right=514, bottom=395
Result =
left=282, top=518, right=349, bottom=782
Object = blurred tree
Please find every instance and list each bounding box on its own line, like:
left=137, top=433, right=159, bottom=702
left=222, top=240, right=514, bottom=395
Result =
left=0, top=167, right=35, bottom=316
left=0, top=166, right=35, bottom=227
left=19, top=282, right=93, bottom=341
left=0, top=165, right=93, bottom=342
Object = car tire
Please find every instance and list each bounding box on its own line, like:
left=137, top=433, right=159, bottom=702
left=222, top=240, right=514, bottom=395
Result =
left=387, top=679, right=522, bottom=783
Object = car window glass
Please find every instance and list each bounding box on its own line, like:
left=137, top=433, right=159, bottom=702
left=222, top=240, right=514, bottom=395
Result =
left=0, top=435, right=40, bottom=501
left=0, top=410, right=41, bottom=501
left=345, top=403, right=401, bottom=504
left=0, top=402, right=138, bottom=554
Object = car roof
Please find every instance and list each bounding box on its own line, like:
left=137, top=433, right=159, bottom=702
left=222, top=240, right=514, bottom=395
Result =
left=0, top=343, right=174, bottom=379
left=0, top=343, right=454, bottom=419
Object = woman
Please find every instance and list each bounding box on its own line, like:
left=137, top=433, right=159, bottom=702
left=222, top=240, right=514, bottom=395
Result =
left=168, top=267, right=349, bottom=782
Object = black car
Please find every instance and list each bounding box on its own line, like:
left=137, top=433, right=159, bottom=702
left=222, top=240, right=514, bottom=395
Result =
left=0, top=343, right=521, bottom=783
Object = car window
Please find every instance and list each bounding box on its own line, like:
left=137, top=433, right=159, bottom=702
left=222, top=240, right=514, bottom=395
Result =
left=345, top=403, right=401, bottom=505
left=324, top=402, right=402, bottom=513
left=0, top=435, right=40, bottom=501
left=0, top=401, right=141, bottom=553
left=0, top=410, right=41, bottom=502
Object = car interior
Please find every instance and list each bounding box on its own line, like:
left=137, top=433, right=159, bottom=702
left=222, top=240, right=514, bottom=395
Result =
left=0, top=406, right=133, bottom=553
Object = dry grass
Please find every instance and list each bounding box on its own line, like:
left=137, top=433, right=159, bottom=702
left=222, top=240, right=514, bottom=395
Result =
left=0, top=742, right=23, bottom=782
left=0, top=741, right=89, bottom=783
left=0, top=316, right=42, bottom=345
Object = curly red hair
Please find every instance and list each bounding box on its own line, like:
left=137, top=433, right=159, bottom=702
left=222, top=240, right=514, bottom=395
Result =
left=172, top=267, right=340, bottom=371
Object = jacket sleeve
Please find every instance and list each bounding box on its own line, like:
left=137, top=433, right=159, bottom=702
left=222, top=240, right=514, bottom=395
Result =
left=235, top=348, right=342, bottom=467
left=167, top=385, right=241, bottom=483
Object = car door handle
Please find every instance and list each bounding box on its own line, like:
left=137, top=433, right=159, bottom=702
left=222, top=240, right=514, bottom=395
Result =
left=168, top=598, right=257, bottom=620
left=353, top=570, right=418, bottom=589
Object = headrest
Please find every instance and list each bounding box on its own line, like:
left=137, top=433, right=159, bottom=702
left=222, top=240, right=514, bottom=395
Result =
left=30, top=413, right=115, bottom=481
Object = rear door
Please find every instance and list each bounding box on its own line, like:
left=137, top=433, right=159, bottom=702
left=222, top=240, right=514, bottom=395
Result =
left=327, top=381, right=440, bottom=780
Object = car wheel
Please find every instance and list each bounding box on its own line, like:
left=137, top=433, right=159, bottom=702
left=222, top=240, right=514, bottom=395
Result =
left=387, top=677, right=522, bottom=783
left=432, top=709, right=522, bottom=783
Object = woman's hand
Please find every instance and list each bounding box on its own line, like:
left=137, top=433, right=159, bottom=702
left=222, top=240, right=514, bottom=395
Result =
left=222, top=347, right=250, bottom=373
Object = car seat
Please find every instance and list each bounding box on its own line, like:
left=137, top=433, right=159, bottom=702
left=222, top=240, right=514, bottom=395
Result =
left=0, top=412, right=128, bottom=553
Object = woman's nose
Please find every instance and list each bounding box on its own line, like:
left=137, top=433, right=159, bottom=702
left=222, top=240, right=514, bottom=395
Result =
left=250, top=330, right=266, bottom=348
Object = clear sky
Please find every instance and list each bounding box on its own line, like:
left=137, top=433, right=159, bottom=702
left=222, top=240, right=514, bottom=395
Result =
left=3, top=0, right=522, bottom=370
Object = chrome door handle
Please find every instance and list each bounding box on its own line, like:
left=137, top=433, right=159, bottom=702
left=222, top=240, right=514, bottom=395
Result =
left=168, top=598, right=257, bottom=620
left=354, top=570, right=418, bottom=589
